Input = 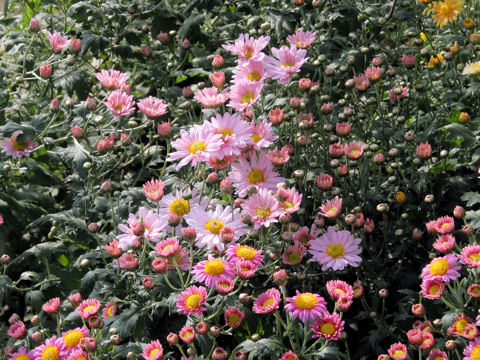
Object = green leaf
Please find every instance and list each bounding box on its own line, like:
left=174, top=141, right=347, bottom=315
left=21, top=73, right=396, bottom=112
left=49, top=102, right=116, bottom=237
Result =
left=177, top=14, right=202, bottom=41
left=57, top=254, right=69, bottom=266
left=461, top=192, right=480, bottom=207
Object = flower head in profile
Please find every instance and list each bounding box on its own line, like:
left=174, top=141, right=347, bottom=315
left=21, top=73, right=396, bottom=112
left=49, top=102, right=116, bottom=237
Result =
left=282, top=244, right=307, bottom=265
left=264, top=45, right=308, bottom=84
left=318, top=196, right=342, bottom=219
left=388, top=342, right=408, bottom=360
left=287, top=28, right=316, bottom=49
left=192, top=256, right=235, bottom=288
left=280, top=350, right=299, bottom=360
left=416, top=142, right=432, bottom=158
left=8, top=321, right=26, bottom=339
left=326, top=280, right=353, bottom=300
left=227, top=79, right=263, bottom=112
left=137, top=96, right=168, bottom=118
left=194, top=87, right=228, bottom=108
left=241, top=188, right=283, bottom=229
left=434, top=216, right=455, bottom=234
left=46, top=31, right=70, bottom=53
left=222, top=34, right=270, bottom=62
left=309, top=226, right=362, bottom=271
left=310, top=312, right=344, bottom=340
left=285, top=291, right=327, bottom=323
left=463, top=61, right=480, bottom=75
left=142, top=340, right=164, bottom=360
left=95, top=69, right=128, bottom=90
left=0, top=132, right=38, bottom=159
left=277, top=187, right=302, bottom=215
left=176, top=285, right=207, bottom=316
left=253, top=288, right=281, bottom=314
left=104, top=90, right=135, bottom=120
left=427, top=0, right=464, bottom=29
left=421, top=254, right=461, bottom=282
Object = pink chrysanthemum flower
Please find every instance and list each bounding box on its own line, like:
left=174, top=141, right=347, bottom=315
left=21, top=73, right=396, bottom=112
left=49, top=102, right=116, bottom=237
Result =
left=32, top=336, right=68, bottom=360
left=353, top=74, right=370, bottom=91
left=204, top=113, right=254, bottom=157
left=387, top=342, right=408, bottom=360
left=9, top=348, right=33, bottom=360
left=165, top=247, right=190, bottom=271
left=268, top=147, right=290, bottom=166
left=249, top=120, right=279, bottom=151
left=241, top=188, right=283, bottom=229
left=66, top=349, right=90, bottom=360
left=264, top=45, right=308, bottom=84
left=94, top=69, right=128, bottom=90
left=77, top=299, right=101, bottom=319
left=344, top=141, right=364, bottom=159
left=447, top=314, right=477, bottom=339
left=155, top=237, right=180, bottom=257
left=215, top=276, right=235, bottom=295
left=253, top=288, right=281, bottom=314
left=287, top=28, right=316, bottom=49
left=186, top=204, right=245, bottom=251
left=310, top=312, right=344, bottom=340
left=285, top=291, right=327, bottom=323
left=62, top=326, right=89, bottom=350
left=460, top=244, right=480, bottom=267
left=432, top=234, right=455, bottom=253
left=278, top=187, right=302, bottom=215
left=389, top=86, right=409, bottom=102
left=168, top=124, right=223, bottom=170
left=222, top=34, right=270, bottom=62
left=0, top=133, right=38, bottom=159
left=142, top=340, right=164, bottom=360
left=434, top=216, right=455, bottom=234
left=179, top=326, right=195, bottom=343
left=137, top=96, right=168, bottom=118
left=118, top=253, right=138, bottom=270
left=104, top=90, right=135, bottom=120
left=46, top=31, right=70, bottom=53
left=326, top=280, right=353, bottom=300
left=192, top=256, right=235, bottom=288
left=468, top=284, right=480, bottom=298
left=309, top=226, right=362, bottom=271
left=227, top=79, right=263, bottom=112
left=117, top=207, right=166, bottom=249
left=365, top=66, right=381, bottom=81
left=329, top=143, right=344, bottom=157
left=8, top=321, right=26, bottom=339
left=417, top=142, right=432, bottom=159
left=235, top=260, right=258, bottom=279
left=420, top=279, right=445, bottom=299
left=427, top=349, right=447, bottom=360
left=42, top=297, right=61, bottom=314
left=293, top=224, right=322, bottom=248
left=176, top=285, right=207, bottom=316
left=207, top=155, right=236, bottom=170
left=280, top=350, right=299, bottom=360
left=225, top=244, right=264, bottom=267
left=282, top=244, right=307, bottom=265
left=194, top=87, right=228, bottom=108
left=465, top=337, right=480, bottom=359
left=229, top=151, right=284, bottom=198
left=318, top=196, right=342, bottom=219
left=158, top=188, right=197, bottom=220
left=102, top=301, right=118, bottom=318
left=232, top=60, right=266, bottom=83
left=224, top=307, right=244, bottom=327
left=143, top=179, right=165, bottom=202
left=421, top=254, right=461, bottom=282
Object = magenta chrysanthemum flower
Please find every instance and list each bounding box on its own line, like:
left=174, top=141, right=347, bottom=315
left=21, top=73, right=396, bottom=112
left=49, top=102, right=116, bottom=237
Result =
left=285, top=291, right=327, bottom=323
left=0, top=133, right=38, bottom=159
left=387, top=342, right=408, bottom=360
left=427, top=349, right=447, bottom=360
left=465, top=337, right=480, bottom=359
left=434, top=216, right=455, bottom=234
left=94, top=69, right=128, bottom=90
left=142, top=340, right=164, bottom=360
left=215, top=276, right=235, bottom=295
left=165, top=247, right=190, bottom=271
left=460, top=244, right=480, bottom=267
left=326, top=280, right=353, bottom=300
left=102, top=301, right=118, bottom=318
left=318, top=196, right=342, bottom=219
left=32, top=336, right=68, bottom=360
left=310, top=312, right=344, bottom=340
left=179, top=326, right=195, bottom=343
left=235, top=260, right=258, bottom=279
left=421, top=254, right=461, bottom=282
left=118, top=253, right=138, bottom=270
left=224, top=307, right=245, bottom=327
left=232, top=60, right=266, bottom=84
left=46, top=31, right=70, bottom=53
left=264, top=45, right=308, bottom=84
left=308, top=226, right=362, bottom=271
left=192, top=256, right=235, bottom=288
left=222, top=34, right=270, bottom=62
left=249, top=120, right=278, bottom=150
left=194, top=87, right=228, bottom=108
left=42, top=297, right=60, bottom=314
left=143, top=179, right=165, bottom=202
left=185, top=204, right=245, bottom=251
left=9, top=348, right=33, bottom=360
left=293, top=225, right=322, bottom=248
left=253, top=288, right=281, bottom=314
left=168, top=124, right=223, bottom=170
left=282, top=244, right=307, bottom=265
left=286, top=28, right=317, bottom=49
left=176, top=285, right=207, bottom=316
left=344, top=141, right=364, bottom=159
left=8, top=321, right=26, bottom=339
left=241, top=188, right=283, bottom=230
left=278, top=187, right=302, bottom=215
left=137, top=96, right=168, bottom=118
left=66, top=349, right=90, bottom=360
left=77, top=299, right=101, bottom=319
left=225, top=244, right=264, bottom=267
left=117, top=207, right=166, bottom=249
left=155, top=237, right=180, bottom=257
left=62, top=326, right=89, bottom=350
left=432, top=234, right=455, bottom=253
left=229, top=151, right=284, bottom=198
left=420, top=278, right=445, bottom=299
left=227, top=79, right=263, bottom=112
left=104, top=90, right=135, bottom=120
left=280, top=350, right=299, bottom=360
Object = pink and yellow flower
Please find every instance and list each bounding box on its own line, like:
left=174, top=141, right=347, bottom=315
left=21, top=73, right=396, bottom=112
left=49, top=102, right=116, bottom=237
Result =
left=420, top=279, right=445, bottom=299
left=192, top=256, right=235, bottom=288
left=176, top=286, right=207, bottom=316
left=142, top=340, right=164, bottom=360
left=434, top=216, right=455, bottom=234
left=194, top=87, right=228, bottom=108
left=421, top=254, right=461, bottom=282
left=66, top=349, right=90, bottom=360
left=222, top=34, right=270, bottom=62
left=280, top=350, right=299, bottom=360
left=137, top=96, right=168, bottom=118
left=232, top=60, right=266, bottom=84
left=326, top=280, right=353, bottom=300
left=9, top=348, right=33, bottom=360
left=277, top=187, right=303, bottom=215
left=427, top=349, right=447, bottom=360
left=252, top=288, right=281, bottom=314
left=387, top=342, right=408, bottom=360
left=344, top=141, right=364, bottom=159
left=143, top=179, right=165, bottom=202
left=286, top=28, right=316, bottom=49
left=224, top=307, right=245, bottom=327
left=264, top=45, right=308, bottom=84
left=318, top=196, right=342, bottom=219
left=227, top=79, right=263, bottom=112
left=32, top=336, right=68, bottom=360
left=432, top=234, right=455, bottom=253
left=179, top=326, right=195, bottom=343
left=310, top=312, right=344, bottom=340
left=104, top=90, right=135, bottom=120
left=0, top=133, right=38, bottom=159
left=77, top=299, right=101, bottom=319
left=225, top=244, right=264, bottom=267
left=282, top=244, right=307, bottom=266
left=465, top=337, right=480, bottom=359
left=94, top=69, right=128, bottom=90
left=46, top=31, right=70, bottom=53
left=241, top=188, right=283, bottom=229
left=62, top=326, right=89, bottom=350
left=248, top=120, right=278, bottom=151
left=460, top=244, right=480, bottom=267
left=102, top=301, right=118, bottom=318
left=285, top=291, right=327, bottom=323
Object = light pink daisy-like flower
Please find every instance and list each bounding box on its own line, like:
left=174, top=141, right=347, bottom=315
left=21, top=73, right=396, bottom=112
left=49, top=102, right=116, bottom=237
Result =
left=9, top=348, right=33, bottom=360
left=432, top=234, right=455, bottom=253
left=168, top=124, right=223, bottom=170
left=165, top=247, right=190, bottom=271
left=344, top=141, right=364, bottom=159
left=137, top=96, right=168, bottom=118
left=46, top=31, right=70, bottom=53
left=117, top=207, right=166, bottom=249
left=143, top=179, right=165, bottom=202
left=310, top=312, right=344, bottom=340
left=232, top=60, right=266, bottom=84
left=225, top=307, right=245, bottom=327
left=94, top=69, right=128, bottom=90
left=420, top=279, right=445, bottom=299
left=434, top=216, right=455, bottom=234
left=142, top=340, right=164, bottom=360
left=280, top=350, right=299, bottom=360
left=77, top=299, right=101, bottom=319
left=318, top=196, right=342, bottom=219
left=192, top=256, right=235, bottom=288
left=285, top=291, right=327, bottom=323
left=118, top=253, right=138, bottom=270
left=0, top=133, right=38, bottom=159
left=416, top=142, right=432, bottom=159
left=241, top=188, right=283, bottom=229
left=222, top=33, right=270, bottom=62
left=155, top=237, right=180, bottom=257
left=32, top=336, right=68, bottom=360
left=309, top=226, right=362, bottom=271
left=176, top=285, right=207, bottom=316
left=207, top=155, right=236, bottom=170
left=102, top=301, right=118, bottom=318
left=427, top=349, right=447, bottom=360
left=365, top=66, right=381, bottom=81
left=253, top=288, right=281, bottom=314
left=326, top=280, right=353, bottom=300
left=389, top=86, right=409, bottom=102
left=354, top=74, right=370, bottom=91
left=229, top=151, right=284, bottom=198
left=227, top=79, right=263, bottom=112
left=465, top=337, right=480, bottom=360
left=42, top=297, right=61, bottom=314
left=8, top=321, right=26, bottom=339
left=268, top=147, right=290, bottom=166
left=104, top=90, right=135, bottom=120
left=287, top=28, right=316, bottom=49
left=249, top=120, right=279, bottom=151
left=215, top=276, right=235, bottom=295
left=387, top=343, right=408, bottom=360
left=158, top=188, right=198, bottom=220
left=186, top=204, right=245, bottom=251
left=225, top=244, right=264, bottom=267
left=204, top=113, right=254, bottom=157
left=282, top=244, right=307, bottom=265
left=421, top=253, right=461, bottom=282
left=66, top=349, right=90, bottom=360
left=278, top=187, right=302, bottom=215
left=264, top=45, right=308, bottom=84
left=62, top=326, right=89, bottom=350
left=235, top=260, right=258, bottom=279
left=194, top=87, right=228, bottom=108
left=460, top=244, right=480, bottom=267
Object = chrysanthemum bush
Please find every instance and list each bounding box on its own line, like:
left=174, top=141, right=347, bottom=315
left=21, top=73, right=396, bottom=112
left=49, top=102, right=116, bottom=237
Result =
left=1, top=0, right=480, bottom=359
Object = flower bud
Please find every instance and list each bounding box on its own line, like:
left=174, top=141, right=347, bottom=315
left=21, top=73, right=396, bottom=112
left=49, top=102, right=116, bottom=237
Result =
left=49, top=98, right=59, bottom=112
left=1, top=254, right=11, bottom=264
left=167, top=332, right=179, bottom=345
left=239, top=293, right=250, bottom=304
left=378, top=289, right=388, bottom=298
left=453, top=205, right=465, bottom=218
left=209, top=326, right=221, bottom=337
left=29, top=18, right=40, bottom=32
left=110, top=334, right=120, bottom=345
left=32, top=331, right=43, bottom=343
left=39, top=65, right=52, bottom=79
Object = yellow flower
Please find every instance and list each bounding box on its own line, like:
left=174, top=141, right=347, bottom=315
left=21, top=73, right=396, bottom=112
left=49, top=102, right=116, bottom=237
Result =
left=450, top=43, right=460, bottom=53
left=464, top=18, right=475, bottom=29
left=420, top=32, right=427, bottom=42
left=426, top=53, right=444, bottom=68
left=428, top=0, right=464, bottom=29
left=395, top=191, right=407, bottom=204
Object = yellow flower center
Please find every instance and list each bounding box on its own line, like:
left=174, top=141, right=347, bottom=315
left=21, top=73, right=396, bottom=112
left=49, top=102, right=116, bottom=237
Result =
left=335, top=288, right=346, bottom=294
left=169, top=199, right=190, bottom=217
left=219, top=128, right=233, bottom=137
left=327, top=206, right=337, bottom=214
left=262, top=298, right=274, bottom=307
left=205, top=219, right=224, bottom=234
left=13, top=355, right=30, bottom=360
left=294, top=293, right=317, bottom=309
left=281, top=62, right=295, bottom=67
left=282, top=202, right=294, bottom=209
left=469, top=253, right=480, bottom=262
left=255, top=205, right=271, bottom=219
left=393, top=350, right=405, bottom=357
left=235, top=245, right=256, bottom=260
left=77, top=357, right=87, bottom=360
left=247, top=71, right=261, bottom=81
left=472, top=345, right=480, bottom=360
left=429, top=259, right=449, bottom=275
left=227, top=313, right=240, bottom=324
left=434, top=357, right=444, bottom=360
left=454, top=318, right=468, bottom=332
left=106, top=306, right=115, bottom=317
left=287, top=252, right=301, bottom=263
left=162, top=245, right=174, bottom=252
left=188, top=140, right=206, bottom=154
left=471, top=286, right=480, bottom=295
left=296, top=41, right=303, bottom=48
left=82, top=305, right=97, bottom=314
left=149, top=349, right=160, bottom=358
left=183, top=330, right=193, bottom=338
left=41, top=346, right=59, bottom=360
left=440, top=222, right=451, bottom=228
left=250, top=133, right=261, bottom=143
left=429, top=284, right=440, bottom=295
left=185, top=294, right=201, bottom=309
left=241, top=91, right=255, bottom=103
left=13, top=140, right=28, bottom=151
left=247, top=168, right=265, bottom=184
left=64, top=330, right=84, bottom=347
left=244, top=47, right=254, bottom=59
left=115, top=104, right=123, bottom=111
left=350, top=149, right=361, bottom=154
left=326, top=244, right=345, bottom=259
left=320, top=322, right=336, bottom=335
left=204, top=259, right=225, bottom=275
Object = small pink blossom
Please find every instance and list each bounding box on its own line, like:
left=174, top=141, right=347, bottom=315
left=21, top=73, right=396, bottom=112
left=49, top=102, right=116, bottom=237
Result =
left=46, top=31, right=70, bottom=53
left=104, top=90, right=135, bottom=120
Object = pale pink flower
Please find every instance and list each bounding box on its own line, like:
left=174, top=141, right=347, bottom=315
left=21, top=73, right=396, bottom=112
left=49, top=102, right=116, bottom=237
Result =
left=227, top=79, right=263, bottom=112
left=142, top=340, right=164, bottom=360
left=277, top=187, right=302, bottom=215
left=389, top=86, right=409, bottom=102
left=207, top=155, right=236, bottom=169
left=222, top=34, right=270, bottom=62
left=401, top=54, right=417, bottom=68
left=285, top=291, right=327, bottom=323
left=117, top=207, right=166, bottom=249
left=0, top=133, right=38, bottom=158
left=210, top=71, right=226, bottom=88
left=192, top=256, right=235, bottom=288
left=232, top=60, right=266, bottom=83
left=94, top=69, right=128, bottom=90
left=137, top=96, right=168, bottom=118
left=344, top=141, right=364, bottom=159
left=282, top=243, right=307, bottom=265
left=310, top=312, right=344, bottom=340
left=241, top=188, right=283, bottom=229
left=287, top=28, right=316, bottom=49
left=143, top=179, right=165, bottom=202
left=118, top=253, right=138, bottom=270
left=194, top=87, right=228, bottom=108
left=329, top=143, right=344, bottom=157
left=104, top=90, right=135, bottom=120
left=264, top=45, right=308, bottom=84
left=365, top=66, right=381, bottom=81
left=46, top=31, right=70, bottom=53
left=252, top=288, right=280, bottom=314
left=176, top=285, right=207, bottom=316
left=421, top=254, right=461, bottom=282
left=268, top=147, right=290, bottom=165
left=249, top=120, right=278, bottom=150
left=316, top=174, right=333, bottom=190
left=416, top=142, right=432, bottom=158
left=318, top=196, right=342, bottom=219
left=353, top=74, right=370, bottom=91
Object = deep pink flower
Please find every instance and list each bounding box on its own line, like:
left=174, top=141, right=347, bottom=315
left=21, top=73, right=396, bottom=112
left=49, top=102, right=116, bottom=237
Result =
left=264, top=45, right=308, bottom=84
left=416, top=142, right=432, bottom=158
left=32, top=336, right=68, bottom=360
left=8, top=321, right=26, bottom=339
left=401, top=54, right=417, bottom=68
left=389, top=86, right=409, bottom=102
left=9, top=348, right=33, bottom=360
left=432, top=234, right=455, bottom=253
left=326, top=280, right=353, bottom=300
left=102, top=301, right=118, bottom=318
left=287, top=28, right=316, bottom=49
left=143, top=179, right=165, bottom=202
left=179, top=326, right=195, bottom=343
left=434, top=216, right=455, bottom=234
left=460, top=244, right=480, bottom=267
left=420, top=278, right=445, bottom=299
left=46, top=31, right=70, bottom=53
left=142, top=340, right=163, bottom=360
left=137, top=96, right=168, bottom=118
left=227, top=79, right=263, bottom=112
left=310, top=312, right=344, bottom=340
left=285, top=291, right=327, bottom=323
left=421, top=254, right=461, bottom=282
left=176, top=285, right=207, bottom=316
left=388, top=343, right=407, bottom=360
left=77, top=299, right=101, bottom=319
left=252, top=288, right=281, bottom=314
left=235, top=260, right=258, bottom=279
left=280, top=351, right=299, bottom=360
left=224, top=307, right=244, bottom=327
left=192, top=256, right=235, bottom=288
left=269, top=108, right=284, bottom=124
left=42, top=297, right=61, bottom=314
left=94, top=69, right=128, bottom=90
left=282, top=244, right=307, bottom=265
left=104, top=90, right=135, bottom=119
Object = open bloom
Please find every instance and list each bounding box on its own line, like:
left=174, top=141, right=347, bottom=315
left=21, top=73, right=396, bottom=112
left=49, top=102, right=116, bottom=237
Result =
left=278, top=187, right=302, bottom=215
left=264, top=45, right=308, bottom=84
left=388, top=343, right=408, bottom=360
left=287, top=28, right=316, bottom=49
left=194, top=87, right=228, bottom=108
left=432, top=234, right=455, bottom=253
left=9, top=348, right=33, bottom=360
left=463, top=60, right=480, bottom=75
left=326, top=280, right=353, bottom=300
left=310, top=312, right=344, bottom=340
left=95, top=69, right=128, bottom=90
left=192, top=256, right=235, bottom=288
left=222, top=33, right=270, bottom=62
left=420, top=278, right=445, bottom=299
left=62, top=326, right=89, bottom=350
left=421, top=254, right=461, bottom=282
left=344, top=141, right=364, bottom=159
left=309, top=226, right=362, bottom=271
left=232, top=60, right=266, bottom=84
left=46, top=31, right=70, bottom=53
left=465, top=337, right=480, bottom=359
left=249, top=120, right=278, bottom=151
left=285, top=291, right=327, bottom=323
left=117, top=207, right=166, bottom=249
left=226, top=244, right=264, bottom=267
left=176, top=285, right=207, bottom=316
left=225, top=307, right=245, bottom=327
left=241, top=188, right=283, bottom=229
left=353, top=74, right=370, bottom=91
left=318, top=196, right=342, bottom=219
left=143, top=179, right=165, bottom=202
left=282, top=244, right=307, bottom=265
left=460, top=244, right=480, bottom=267
left=32, top=336, right=68, bottom=360
left=253, top=288, right=281, bottom=314
left=0, top=133, right=38, bottom=158
left=104, top=90, right=135, bottom=120
left=227, top=79, right=263, bottom=112
left=77, top=299, right=101, bottom=319
left=142, top=340, right=164, bottom=360
left=42, top=297, right=61, bottom=314
left=137, top=96, right=168, bottom=118
left=434, top=216, right=455, bottom=234
left=427, top=0, right=464, bottom=29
